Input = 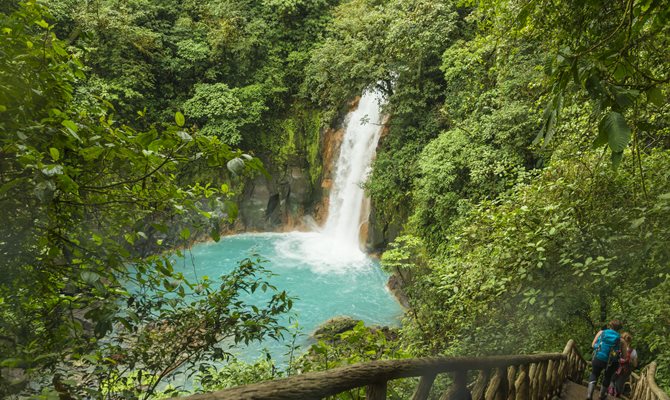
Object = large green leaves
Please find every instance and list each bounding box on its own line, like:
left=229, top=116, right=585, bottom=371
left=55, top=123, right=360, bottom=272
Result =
left=525, top=0, right=668, bottom=168
left=594, top=111, right=631, bottom=168
left=175, top=111, right=185, bottom=127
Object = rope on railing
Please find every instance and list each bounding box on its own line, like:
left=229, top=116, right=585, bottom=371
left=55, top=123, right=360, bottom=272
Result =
left=630, top=363, right=670, bottom=400
left=172, top=340, right=591, bottom=400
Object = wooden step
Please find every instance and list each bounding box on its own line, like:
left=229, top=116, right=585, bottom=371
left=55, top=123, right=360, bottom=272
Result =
left=562, top=381, right=618, bottom=400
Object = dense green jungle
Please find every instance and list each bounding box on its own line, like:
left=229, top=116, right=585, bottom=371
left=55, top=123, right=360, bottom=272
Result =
left=1, top=0, right=669, bottom=398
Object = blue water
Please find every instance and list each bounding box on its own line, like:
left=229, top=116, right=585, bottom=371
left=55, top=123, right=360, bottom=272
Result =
left=173, top=232, right=404, bottom=363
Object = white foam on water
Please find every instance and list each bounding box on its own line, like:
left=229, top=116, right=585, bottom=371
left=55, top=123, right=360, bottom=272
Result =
left=272, top=231, right=372, bottom=274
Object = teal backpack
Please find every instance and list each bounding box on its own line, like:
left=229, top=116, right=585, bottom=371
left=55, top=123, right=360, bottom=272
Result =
left=593, top=329, right=621, bottom=363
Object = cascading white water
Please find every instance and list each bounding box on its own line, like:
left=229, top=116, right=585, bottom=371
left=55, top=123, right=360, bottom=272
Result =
left=272, top=90, right=385, bottom=272
left=323, top=91, right=384, bottom=248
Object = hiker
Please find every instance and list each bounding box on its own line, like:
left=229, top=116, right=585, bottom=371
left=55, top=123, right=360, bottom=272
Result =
left=587, top=319, right=623, bottom=400
left=608, top=332, right=638, bottom=397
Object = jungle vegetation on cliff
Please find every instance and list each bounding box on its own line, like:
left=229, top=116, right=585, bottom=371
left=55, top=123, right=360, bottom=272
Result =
left=1, top=0, right=669, bottom=397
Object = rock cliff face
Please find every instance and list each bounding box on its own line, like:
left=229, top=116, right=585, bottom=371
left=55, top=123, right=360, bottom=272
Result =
left=313, top=125, right=345, bottom=226
left=237, top=165, right=318, bottom=231
left=366, top=201, right=404, bottom=252
left=361, top=121, right=403, bottom=252
left=234, top=106, right=346, bottom=233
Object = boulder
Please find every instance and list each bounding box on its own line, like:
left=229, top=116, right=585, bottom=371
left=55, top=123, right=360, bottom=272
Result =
left=387, top=273, right=410, bottom=308
left=312, top=316, right=360, bottom=341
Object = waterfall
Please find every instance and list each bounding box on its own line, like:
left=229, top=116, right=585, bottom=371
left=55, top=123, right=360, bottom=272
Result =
left=272, top=90, right=384, bottom=272
left=323, top=90, right=384, bottom=250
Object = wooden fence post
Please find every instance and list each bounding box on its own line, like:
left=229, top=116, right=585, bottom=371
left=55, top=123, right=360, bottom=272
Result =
left=538, top=361, right=548, bottom=399
left=412, top=373, right=437, bottom=400
left=497, top=368, right=509, bottom=400
left=448, top=370, right=472, bottom=400
left=472, top=369, right=491, bottom=400
left=507, top=366, right=517, bottom=400
left=366, top=381, right=387, bottom=400
left=485, top=368, right=503, bottom=400
left=529, top=363, right=538, bottom=400
left=515, top=364, right=530, bottom=400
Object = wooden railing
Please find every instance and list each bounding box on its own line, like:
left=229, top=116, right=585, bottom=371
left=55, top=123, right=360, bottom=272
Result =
left=630, top=363, right=670, bottom=400
left=174, top=340, right=588, bottom=400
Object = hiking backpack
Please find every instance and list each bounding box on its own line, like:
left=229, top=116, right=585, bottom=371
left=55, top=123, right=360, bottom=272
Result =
left=593, top=329, right=621, bottom=363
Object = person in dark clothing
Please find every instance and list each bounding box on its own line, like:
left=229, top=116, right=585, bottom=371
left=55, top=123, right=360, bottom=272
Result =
left=587, top=319, right=623, bottom=400
left=609, top=332, right=638, bottom=397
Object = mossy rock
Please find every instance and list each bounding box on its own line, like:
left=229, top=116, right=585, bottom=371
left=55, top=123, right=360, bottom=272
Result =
left=313, top=316, right=360, bottom=341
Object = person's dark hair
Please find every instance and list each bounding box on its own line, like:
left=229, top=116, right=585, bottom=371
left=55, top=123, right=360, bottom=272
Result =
left=608, top=319, right=623, bottom=331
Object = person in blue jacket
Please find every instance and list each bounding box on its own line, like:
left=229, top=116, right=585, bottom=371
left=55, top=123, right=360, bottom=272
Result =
left=587, top=319, right=623, bottom=400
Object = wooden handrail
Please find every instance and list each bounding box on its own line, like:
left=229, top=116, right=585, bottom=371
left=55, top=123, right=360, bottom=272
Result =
left=562, top=339, right=589, bottom=383
left=172, top=340, right=591, bottom=400
left=630, top=362, right=670, bottom=400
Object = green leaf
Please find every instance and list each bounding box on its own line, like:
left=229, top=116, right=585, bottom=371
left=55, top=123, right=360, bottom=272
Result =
left=57, top=174, right=79, bottom=194
left=81, top=271, right=100, bottom=284
left=646, top=87, right=664, bottom=107
left=598, top=111, right=631, bottom=153
left=41, top=164, right=63, bottom=176
left=175, top=111, right=185, bottom=127
left=61, top=120, right=82, bottom=141
left=0, top=178, right=22, bottom=196
left=227, top=157, right=245, bottom=174
left=49, top=147, right=60, bottom=161
left=225, top=201, right=238, bottom=221
left=211, top=228, right=221, bottom=242
left=61, top=120, right=78, bottom=133
left=35, top=19, right=49, bottom=29
left=152, top=223, right=169, bottom=233
left=52, top=41, right=68, bottom=57
left=137, top=131, right=157, bottom=147
left=180, top=228, right=191, bottom=240
left=592, top=126, right=608, bottom=149
left=630, top=217, right=645, bottom=229
left=79, top=146, right=104, bottom=161
left=612, top=63, right=628, bottom=81
left=177, top=131, right=192, bottom=141
left=614, top=89, right=639, bottom=110
left=0, top=358, right=27, bottom=368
